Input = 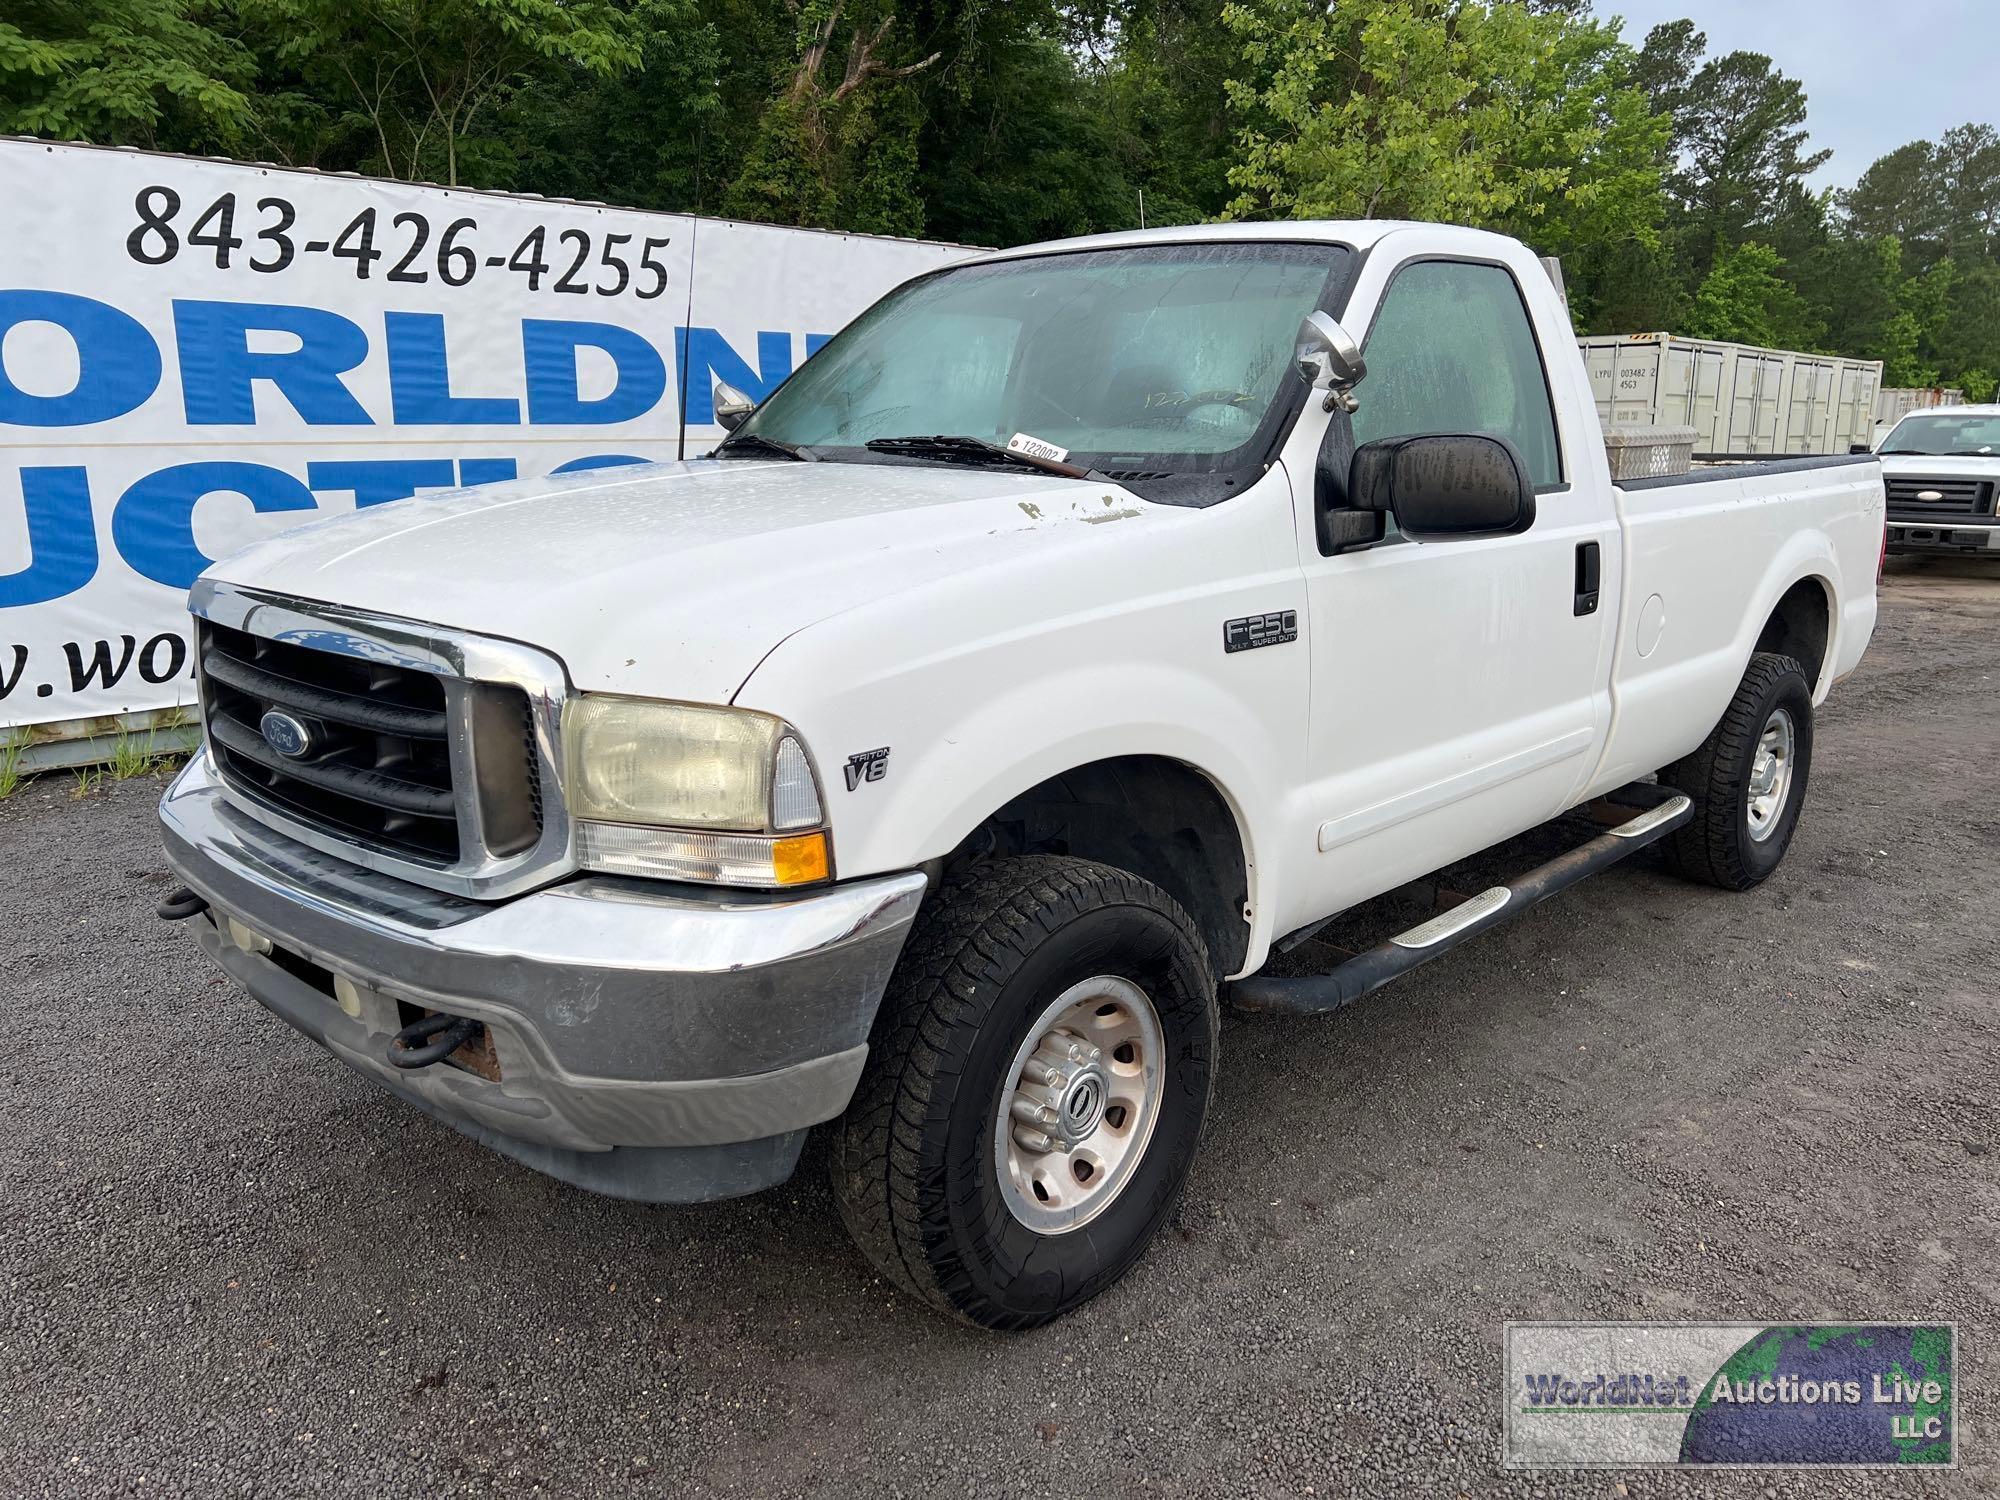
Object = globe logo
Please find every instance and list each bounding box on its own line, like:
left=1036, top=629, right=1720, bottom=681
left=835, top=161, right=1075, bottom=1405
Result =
left=1679, top=1326, right=1953, bottom=1465
left=259, top=710, right=314, bottom=760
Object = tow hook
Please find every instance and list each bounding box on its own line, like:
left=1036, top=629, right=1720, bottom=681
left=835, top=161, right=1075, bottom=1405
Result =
left=388, top=1012, right=485, bottom=1070
left=156, top=886, right=209, bottom=922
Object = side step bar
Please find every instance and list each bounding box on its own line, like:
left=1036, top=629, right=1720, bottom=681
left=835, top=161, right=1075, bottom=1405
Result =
left=1231, top=784, right=1693, bottom=1017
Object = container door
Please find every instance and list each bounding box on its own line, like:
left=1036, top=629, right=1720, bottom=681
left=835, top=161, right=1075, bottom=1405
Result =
left=1800, top=362, right=1823, bottom=454
left=1856, top=369, right=1880, bottom=447
left=1841, top=367, right=1866, bottom=441
left=1755, top=356, right=1784, bottom=453
left=1583, top=344, right=1616, bottom=421
left=1726, top=352, right=1758, bottom=454
left=1612, top=344, right=1660, bottom=426
left=1692, top=349, right=1724, bottom=451
left=1657, top=344, right=1691, bottom=425
left=1785, top=360, right=1826, bottom=454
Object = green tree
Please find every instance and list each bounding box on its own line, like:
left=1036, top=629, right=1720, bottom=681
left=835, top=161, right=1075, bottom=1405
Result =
left=1845, top=141, right=1942, bottom=264
left=1682, top=241, right=1820, bottom=349
left=1665, top=48, right=1828, bottom=273
left=505, top=0, right=722, bottom=212
left=1932, top=122, right=2000, bottom=265
left=236, top=0, right=642, bottom=185
left=1898, top=258, right=1956, bottom=382
left=1220, top=0, right=1666, bottom=254
left=1075, top=0, right=1239, bottom=228
left=1628, top=17, right=1703, bottom=140
left=721, top=0, right=944, bottom=233
left=1929, top=259, right=2000, bottom=389
left=1956, top=368, right=1997, bottom=402
left=918, top=27, right=1138, bottom=245
left=1842, top=124, right=2000, bottom=275
left=1799, top=235, right=1920, bottom=381
left=0, top=0, right=253, bottom=147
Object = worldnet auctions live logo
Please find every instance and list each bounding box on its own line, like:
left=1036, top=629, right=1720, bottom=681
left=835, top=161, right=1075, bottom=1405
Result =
left=1503, top=1323, right=1955, bottom=1469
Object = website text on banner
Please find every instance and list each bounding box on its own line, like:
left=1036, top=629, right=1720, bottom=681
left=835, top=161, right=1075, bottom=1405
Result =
left=0, top=139, right=970, bottom=733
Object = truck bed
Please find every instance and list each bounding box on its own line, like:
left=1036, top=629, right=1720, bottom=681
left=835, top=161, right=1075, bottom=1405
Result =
left=1585, top=453, right=1884, bottom=795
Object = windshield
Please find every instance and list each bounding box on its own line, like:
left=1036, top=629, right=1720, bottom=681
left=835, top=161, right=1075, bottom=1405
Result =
left=735, top=242, right=1348, bottom=487
left=1880, top=413, right=2000, bottom=455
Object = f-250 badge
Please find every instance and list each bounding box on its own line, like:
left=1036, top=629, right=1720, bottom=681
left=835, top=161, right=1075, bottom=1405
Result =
left=844, top=747, right=890, bottom=791
left=1224, top=610, right=1298, bottom=653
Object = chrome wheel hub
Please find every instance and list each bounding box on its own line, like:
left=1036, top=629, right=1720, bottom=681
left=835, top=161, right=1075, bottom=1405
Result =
left=1746, top=707, right=1796, bottom=842
left=996, top=975, right=1164, bottom=1234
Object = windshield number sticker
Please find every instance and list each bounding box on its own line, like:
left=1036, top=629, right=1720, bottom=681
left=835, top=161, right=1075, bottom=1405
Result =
left=1006, top=432, right=1070, bottom=464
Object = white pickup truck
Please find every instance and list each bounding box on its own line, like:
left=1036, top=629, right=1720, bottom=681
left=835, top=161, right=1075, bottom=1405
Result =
left=158, top=221, right=1883, bottom=1329
left=1874, top=403, right=2000, bottom=556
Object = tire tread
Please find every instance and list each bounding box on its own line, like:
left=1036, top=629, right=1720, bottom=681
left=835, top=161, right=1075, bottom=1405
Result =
left=830, top=855, right=1210, bottom=1324
left=1660, top=651, right=1811, bottom=890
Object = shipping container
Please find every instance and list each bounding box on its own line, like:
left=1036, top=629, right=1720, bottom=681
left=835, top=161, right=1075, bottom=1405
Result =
left=1874, top=385, right=1964, bottom=427
left=1578, top=333, right=1882, bottom=457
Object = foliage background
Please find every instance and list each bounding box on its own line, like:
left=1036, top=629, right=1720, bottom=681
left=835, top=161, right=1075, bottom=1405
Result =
left=4, top=0, right=1997, bottom=396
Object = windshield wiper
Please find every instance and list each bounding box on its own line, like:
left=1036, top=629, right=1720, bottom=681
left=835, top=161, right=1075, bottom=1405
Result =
left=715, top=431, right=816, bottom=462
left=864, top=433, right=1092, bottom=479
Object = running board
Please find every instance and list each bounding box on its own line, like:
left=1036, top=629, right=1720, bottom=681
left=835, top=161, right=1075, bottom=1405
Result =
left=1231, top=785, right=1693, bottom=1017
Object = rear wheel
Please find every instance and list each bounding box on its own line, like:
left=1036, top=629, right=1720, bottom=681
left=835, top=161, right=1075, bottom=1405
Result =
left=830, top=855, right=1217, bottom=1329
left=1660, top=652, right=1815, bottom=890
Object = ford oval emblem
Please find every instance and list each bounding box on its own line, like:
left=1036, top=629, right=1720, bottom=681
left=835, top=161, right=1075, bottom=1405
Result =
left=1917, top=489, right=1944, bottom=501
left=259, top=709, right=314, bottom=759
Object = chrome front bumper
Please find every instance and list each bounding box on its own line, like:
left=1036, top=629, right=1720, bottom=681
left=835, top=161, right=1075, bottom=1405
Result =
left=159, top=753, right=926, bottom=1202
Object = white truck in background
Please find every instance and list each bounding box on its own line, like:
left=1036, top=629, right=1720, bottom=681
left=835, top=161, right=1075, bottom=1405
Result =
left=157, top=221, right=1883, bottom=1329
left=1875, top=404, right=2000, bottom=556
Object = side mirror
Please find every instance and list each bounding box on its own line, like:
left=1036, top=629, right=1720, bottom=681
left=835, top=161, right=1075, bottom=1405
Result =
left=1849, top=441, right=1874, bottom=455
left=1349, top=434, right=1536, bottom=541
left=713, top=380, right=755, bottom=431
left=1295, top=311, right=1366, bottom=412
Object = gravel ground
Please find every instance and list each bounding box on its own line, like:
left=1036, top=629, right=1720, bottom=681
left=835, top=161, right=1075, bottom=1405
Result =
left=1, top=559, right=1995, bottom=1498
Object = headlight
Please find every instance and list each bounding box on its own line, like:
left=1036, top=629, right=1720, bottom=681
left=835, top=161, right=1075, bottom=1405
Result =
left=564, top=696, right=829, bottom=887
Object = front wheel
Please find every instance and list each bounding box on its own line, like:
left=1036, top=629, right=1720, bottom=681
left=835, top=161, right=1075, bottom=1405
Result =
left=1660, top=651, right=1815, bottom=890
left=830, top=856, right=1217, bottom=1329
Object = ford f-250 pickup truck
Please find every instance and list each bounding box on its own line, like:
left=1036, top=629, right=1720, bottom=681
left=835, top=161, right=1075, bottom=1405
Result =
left=157, top=221, right=1883, bottom=1329
left=1874, top=403, right=2000, bottom=556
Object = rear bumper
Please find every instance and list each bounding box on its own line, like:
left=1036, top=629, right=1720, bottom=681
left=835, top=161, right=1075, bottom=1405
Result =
left=159, top=753, right=926, bottom=1202
left=1887, top=520, right=2000, bottom=553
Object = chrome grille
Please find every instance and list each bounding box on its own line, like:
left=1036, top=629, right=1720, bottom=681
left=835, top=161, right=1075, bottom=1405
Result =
left=190, top=580, right=575, bottom=899
left=1885, top=476, right=1992, bottom=520
left=201, top=621, right=466, bottom=861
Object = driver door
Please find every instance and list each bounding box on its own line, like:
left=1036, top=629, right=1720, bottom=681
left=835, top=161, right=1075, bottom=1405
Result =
left=1293, top=247, right=1621, bottom=917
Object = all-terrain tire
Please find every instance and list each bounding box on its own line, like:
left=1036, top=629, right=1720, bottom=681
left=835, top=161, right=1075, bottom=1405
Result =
left=1659, top=651, right=1815, bottom=891
left=830, top=855, right=1218, bottom=1329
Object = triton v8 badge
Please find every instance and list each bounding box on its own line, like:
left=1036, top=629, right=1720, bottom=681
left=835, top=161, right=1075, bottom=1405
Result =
left=844, top=747, right=890, bottom=790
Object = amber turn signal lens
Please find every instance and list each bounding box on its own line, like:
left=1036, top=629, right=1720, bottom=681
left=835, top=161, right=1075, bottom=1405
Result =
left=771, top=832, right=831, bottom=886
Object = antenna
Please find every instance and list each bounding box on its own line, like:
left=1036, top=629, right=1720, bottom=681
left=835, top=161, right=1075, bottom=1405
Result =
left=1138, top=189, right=1146, bottom=230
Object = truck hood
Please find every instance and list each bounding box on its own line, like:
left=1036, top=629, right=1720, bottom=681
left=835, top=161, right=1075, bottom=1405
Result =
left=206, top=459, right=1159, bottom=702
left=1876, top=453, right=2000, bottom=475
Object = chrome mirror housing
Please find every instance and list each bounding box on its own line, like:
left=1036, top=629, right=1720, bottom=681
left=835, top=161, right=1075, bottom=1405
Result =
left=713, top=380, right=756, bottom=431
left=1295, top=311, right=1367, bottom=412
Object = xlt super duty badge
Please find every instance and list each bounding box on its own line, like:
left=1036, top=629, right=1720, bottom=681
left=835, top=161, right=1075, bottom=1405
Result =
left=844, top=747, right=890, bottom=791
left=1224, top=610, right=1298, bottom=654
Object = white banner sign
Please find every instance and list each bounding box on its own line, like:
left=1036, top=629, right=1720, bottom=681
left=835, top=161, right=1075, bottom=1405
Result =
left=0, top=139, right=970, bottom=731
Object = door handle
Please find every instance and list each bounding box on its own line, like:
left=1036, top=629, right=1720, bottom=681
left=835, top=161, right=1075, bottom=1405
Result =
left=1574, top=541, right=1600, bottom=616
